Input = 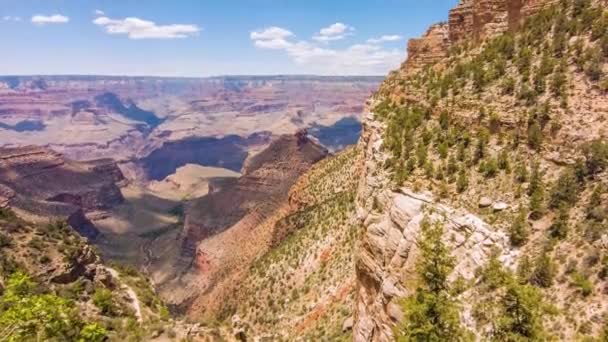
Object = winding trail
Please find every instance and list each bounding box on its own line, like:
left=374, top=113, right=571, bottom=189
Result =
left=106, top=267, right=143, bottom=322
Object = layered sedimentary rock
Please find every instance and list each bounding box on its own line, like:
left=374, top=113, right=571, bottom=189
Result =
left=151, top=131, right=328, bottom=313
left=0, top=75, right=380, bottom=165
left=355, top=0, right=583, bottom=340
left=403, top=24, right=450, bottom=74
left=182, top=130, right=327, bottom=259
left=353, top=112, right=515, bottom=341
left=0, top=146, right=125, bottom=238
left=405, top=0, right=559, bottom=74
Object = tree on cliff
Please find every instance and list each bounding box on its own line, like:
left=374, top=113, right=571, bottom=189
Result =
left=394, top=219, right=469, bottom=341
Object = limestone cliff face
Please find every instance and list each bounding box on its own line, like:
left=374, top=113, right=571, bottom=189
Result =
left=353, top=110, right=518, bottom=341
left=403, top=0, right=559, bottom=75
left=353, top=0, right=580, bottom=340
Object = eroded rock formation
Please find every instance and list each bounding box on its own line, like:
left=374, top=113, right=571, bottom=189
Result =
left=150, top=131, right=328, bottom=313
left=354, top=112, right=516, bottom=341
left=0, top=146, right=125, bottom=238
left=404, top=0, right=559, bottom=75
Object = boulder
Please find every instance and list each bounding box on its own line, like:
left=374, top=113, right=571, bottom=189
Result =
left=492, top=201, right=509, bottom=212
left=387, top=302, right=404, bottom=323
left=478, top=197, right=492, bottom=208
left=342, top=316, right=354, bottom=332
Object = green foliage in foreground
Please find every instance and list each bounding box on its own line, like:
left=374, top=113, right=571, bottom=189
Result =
left=395, top=219, right=470, bottom=341
left=0, top=272, right=107, bottom=341
left=478, top=252, right=548, bottom=341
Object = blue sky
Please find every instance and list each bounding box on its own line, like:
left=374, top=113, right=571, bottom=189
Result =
left=0, top=1, right=458, bottom=76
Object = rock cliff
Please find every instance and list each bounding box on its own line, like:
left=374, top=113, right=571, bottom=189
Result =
left=149, top=131, right=328, bottom=315
left=0, top=146, right=125, bottom=238
left=355, top=0, right=608, bottom=340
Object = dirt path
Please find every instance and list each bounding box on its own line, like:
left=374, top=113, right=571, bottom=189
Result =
left=106, top=267, right=143, bottom=322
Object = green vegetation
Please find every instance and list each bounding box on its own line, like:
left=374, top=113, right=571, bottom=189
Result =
left=509, top=209, right=530, bottom=247
left=395, top=219, right=469, bottom=341
left=0, top=272, right=107, bottom=341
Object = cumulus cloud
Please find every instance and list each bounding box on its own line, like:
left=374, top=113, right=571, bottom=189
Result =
left=93, top=16, right=200, bottom=39
left=250, top=26, right=294, bottom=49
left=31, top=14, right=69, bottom=25
left=251, top=24, right=402, bottom=75
left=95, top=9, right=105, bottom=16
left=312, top=22, right=354, bottom=42
left=367, top=35, right=402, bottom=44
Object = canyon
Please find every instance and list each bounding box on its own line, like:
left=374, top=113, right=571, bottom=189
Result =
left=2, top=0, right=608, bottom=340
left=0, top=75, right=380, bottom=175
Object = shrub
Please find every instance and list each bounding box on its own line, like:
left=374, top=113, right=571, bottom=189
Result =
left=530, top=254, right=556, bottom=288
left=585, top=49, right=603, bottom=82
left=494, top=280, right=546, bottom=340
left=549, top=205, right=570, bottom=239
left=548, top=168, right=579, bottom=208
left=456, top=169, right=468, bottom=193
left=570, top=272, right=593, bottom=297
left=517, top=255, right=533, bottom=284
left=550, top=62, right=567, bottom=98
left=587, top=184, right=605, bottom=220
left=439, top=111, right=450, bottom=130
left=583, top=140, right=608, bottom=175
left=0, top=272, right=83, bottom=341
left=93, top=288, right=115, bottom=316
left=79, top=323, right=108, bottom=342
left=528, top=162, right=542, bottom=196
left=438, top=142, right=449, bottom=159
left=509, top=209, right=530, bottom=247
left=0, top=232, right=12, bottom=248
left=527, top=121, right=543, bottom=151
left=498, top=150, right=510, bottom=172
left=502, top=77, right=516, bottom=95
left=529, top=186, right=545, bottom=220
left=515, top=162, right=528, bottom=183
left=480, top=251, right=507, bottom=290
left=416, top=143, right=427, bottom=167
left=483, top=158, right=498, bottom=178
left=601, top=33, right=608, bottom=58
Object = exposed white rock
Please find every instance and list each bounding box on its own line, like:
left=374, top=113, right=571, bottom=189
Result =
left=478, top=196, right=492, bottom=208
left=354, top=109, right=514, bottom=342
left=492, top=201, right=509, bottom=211
left=342, top=317, right=354, bottom=332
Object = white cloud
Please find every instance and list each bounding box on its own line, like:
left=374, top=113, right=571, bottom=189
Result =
left=312, top=22, right=354, bottom=42
left=251, top=24, right=402, bottom=75
left=250, top=26, right=294, bottom=49
left=367, top=35, right=402, bottom=44
left=31, top=14, right=69, bottom=25
left=93, top=16, right=200, bottom=39
left=95, top=9, right=105, bottom=16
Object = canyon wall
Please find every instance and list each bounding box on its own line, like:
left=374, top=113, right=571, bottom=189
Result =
left=354, top=0, right=607, bottom=340
left=0, top=146, right=125, bottom=238
left=403, top=0, right=559, bottom=75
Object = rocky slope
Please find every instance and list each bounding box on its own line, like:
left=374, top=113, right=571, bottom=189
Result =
left=0, top=146, right=126, bottom=238
left=354, top=0, right=608, bottom=340
left=224, top=147, right=362, bottom=340
left=0, top=208, right=183, bottom=341
left=147, top=131, right=328, bottom=315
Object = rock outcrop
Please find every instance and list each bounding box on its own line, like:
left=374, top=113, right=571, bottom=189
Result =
left=404, top=0, right=560, bottom=75
left=354, top=111, right=516, bottom=341
left=0, top=146, right=125, bottom=238
left=354, top=0, right=608, bottom=340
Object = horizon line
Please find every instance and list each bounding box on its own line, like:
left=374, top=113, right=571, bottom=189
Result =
left=0, top=73, right=387, bottom=79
